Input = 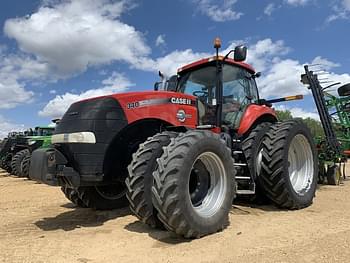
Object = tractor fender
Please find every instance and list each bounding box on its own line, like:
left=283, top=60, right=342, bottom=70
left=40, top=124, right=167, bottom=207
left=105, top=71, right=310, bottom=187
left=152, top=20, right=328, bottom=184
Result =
left=237, top=104, right=277, bottom=135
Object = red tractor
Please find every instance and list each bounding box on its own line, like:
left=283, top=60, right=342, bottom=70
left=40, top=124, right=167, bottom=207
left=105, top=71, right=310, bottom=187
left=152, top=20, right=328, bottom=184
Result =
left=30, top=38, right=318, bottom=238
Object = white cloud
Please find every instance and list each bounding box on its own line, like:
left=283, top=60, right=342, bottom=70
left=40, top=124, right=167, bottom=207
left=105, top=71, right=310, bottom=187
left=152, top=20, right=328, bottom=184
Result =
left=194, top=0, right=243, bottom=22
left=155, top=35, right=166, bottom=47
left=311, top=56, right=340, bottom=70
left=257, top=59, right=307, bottom=98
left=39, top=72, right=134, bottom=118
left=0, top=81, right=34, bottom=109
left=264, top=3, right=278, bottom=16
left=0, top=115, right=26, bottom=139
left=0, top=52, right=53, bottom=109
left=135, top=49, right=210, bottom=76
left=49, top=90, right=56, bottom=94
left=326, top=0, right=350, bottom=23
left=257, top=55, right=350, bottom=99
left=344, top=0, right=350, bottom=10
left=132, top=38, right=348, bottom=101
left=4, top=0, right=150, bottom=76
left=135, top=38, right=290, bottom=77
left=229, top=39, right=290, bottom=72
left=284, top=0, right=310, bottom=6
left=0, top=0, right=150, bottom=110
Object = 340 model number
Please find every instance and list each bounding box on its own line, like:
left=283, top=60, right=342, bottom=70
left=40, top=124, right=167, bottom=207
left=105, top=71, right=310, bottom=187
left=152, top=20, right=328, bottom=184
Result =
left=127, top=102, right=139, bottom=109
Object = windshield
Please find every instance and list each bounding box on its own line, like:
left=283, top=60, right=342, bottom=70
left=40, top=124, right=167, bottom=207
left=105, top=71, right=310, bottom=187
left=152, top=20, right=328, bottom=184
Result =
left=177, top=64, right=258, bottom=127
left=178, top=66, right=216, bottom=104
left=34, top=128, right=54, bottom=136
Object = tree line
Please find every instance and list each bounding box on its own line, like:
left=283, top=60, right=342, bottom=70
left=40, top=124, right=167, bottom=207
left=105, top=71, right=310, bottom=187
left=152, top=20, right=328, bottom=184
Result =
left=276, top=110, right=324, bottom=138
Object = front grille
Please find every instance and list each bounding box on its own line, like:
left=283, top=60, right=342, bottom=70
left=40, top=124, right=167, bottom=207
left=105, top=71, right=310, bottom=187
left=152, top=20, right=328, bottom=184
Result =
left=54, top=97, right=127, bottom=176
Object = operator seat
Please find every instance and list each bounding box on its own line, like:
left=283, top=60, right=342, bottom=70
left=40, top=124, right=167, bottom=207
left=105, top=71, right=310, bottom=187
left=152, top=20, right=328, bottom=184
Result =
left=197, top=99, right=206, bottom=124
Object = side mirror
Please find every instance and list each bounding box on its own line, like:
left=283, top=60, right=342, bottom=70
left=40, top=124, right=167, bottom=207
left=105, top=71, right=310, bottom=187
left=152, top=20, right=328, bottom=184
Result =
left=167, top=75, right=178, bottom=91
left=154, top=82, right=161, bottom=91
left=234, top=45, right=247, bottom=62
left=154, top=75, right=178, bottom=91
left=52, top=118, right=60, bottom=124
left=253, top=72, right=261, bottom=79
left=154, top=71, right=166, bottom=91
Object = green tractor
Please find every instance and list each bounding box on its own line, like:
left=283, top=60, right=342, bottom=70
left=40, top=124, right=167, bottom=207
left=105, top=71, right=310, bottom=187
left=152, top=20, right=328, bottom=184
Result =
left=0, top=132, right=27, bottom=173
left=10, top=126, right=55, bottom=177
left=302, top=66, right=350, bottom=185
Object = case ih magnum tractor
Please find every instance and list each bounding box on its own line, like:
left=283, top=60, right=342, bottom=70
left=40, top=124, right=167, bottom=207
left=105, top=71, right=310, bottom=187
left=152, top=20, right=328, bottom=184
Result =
left=30, top=38, right=318, bottom=238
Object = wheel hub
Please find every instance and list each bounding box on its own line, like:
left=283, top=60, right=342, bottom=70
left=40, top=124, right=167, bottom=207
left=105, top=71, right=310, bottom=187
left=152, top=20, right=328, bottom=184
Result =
left=288, top=134, right=314, bottom=195
left=188, top=152, right=227, bottom=218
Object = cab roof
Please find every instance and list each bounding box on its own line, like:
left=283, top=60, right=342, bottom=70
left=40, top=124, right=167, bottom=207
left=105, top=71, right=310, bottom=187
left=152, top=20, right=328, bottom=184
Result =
left=34, top=126, right=55, bottom=129
left=177, top=56, right=255, bottom=74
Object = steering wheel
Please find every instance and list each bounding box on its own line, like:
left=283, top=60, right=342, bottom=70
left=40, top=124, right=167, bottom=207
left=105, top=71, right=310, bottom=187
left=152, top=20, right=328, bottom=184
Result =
left=193, top=90, right=208, bottom=97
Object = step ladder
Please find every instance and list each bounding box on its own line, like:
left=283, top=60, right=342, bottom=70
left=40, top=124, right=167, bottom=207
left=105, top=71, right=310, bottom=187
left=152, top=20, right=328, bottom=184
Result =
left=233, top=150, right=256, bottom=195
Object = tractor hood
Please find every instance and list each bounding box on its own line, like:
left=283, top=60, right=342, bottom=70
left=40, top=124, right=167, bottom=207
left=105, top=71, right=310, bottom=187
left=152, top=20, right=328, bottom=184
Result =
left=53, top=91, right=198, bottom=176
left=74, top=91, right=198, bottom=128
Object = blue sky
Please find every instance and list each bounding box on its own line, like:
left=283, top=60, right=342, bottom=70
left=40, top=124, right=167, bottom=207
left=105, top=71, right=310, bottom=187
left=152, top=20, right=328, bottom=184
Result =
left=0, top=0, right=350, bottom=137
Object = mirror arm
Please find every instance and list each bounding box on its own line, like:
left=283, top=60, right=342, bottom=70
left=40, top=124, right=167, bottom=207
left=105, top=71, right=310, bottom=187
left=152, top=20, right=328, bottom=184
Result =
left=223, top=50, right=234, bottom=61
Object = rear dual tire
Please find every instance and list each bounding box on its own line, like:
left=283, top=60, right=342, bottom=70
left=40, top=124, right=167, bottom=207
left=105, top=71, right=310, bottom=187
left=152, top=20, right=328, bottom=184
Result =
left=260, top=121, right=318, bottom=209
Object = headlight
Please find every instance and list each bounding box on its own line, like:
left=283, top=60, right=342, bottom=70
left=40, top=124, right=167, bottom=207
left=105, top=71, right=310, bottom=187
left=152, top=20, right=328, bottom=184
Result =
left=52, top=132, right=96, bottom=144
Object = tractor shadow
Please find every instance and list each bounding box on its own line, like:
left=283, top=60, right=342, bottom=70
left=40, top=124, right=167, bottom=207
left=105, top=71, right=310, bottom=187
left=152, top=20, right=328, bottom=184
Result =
left=124, top=221, right=192, bottom=245
left=232, top=196, right=282, bottom=213
left=124, top=200, right=281, bottom=245
left=35, top=206, right=131, bottom=231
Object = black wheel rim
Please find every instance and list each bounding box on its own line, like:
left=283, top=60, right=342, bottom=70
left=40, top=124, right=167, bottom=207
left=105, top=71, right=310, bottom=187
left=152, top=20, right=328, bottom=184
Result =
left=189, top=160, right=210, bottom=207
left=95, top=182, right=126, bottom=200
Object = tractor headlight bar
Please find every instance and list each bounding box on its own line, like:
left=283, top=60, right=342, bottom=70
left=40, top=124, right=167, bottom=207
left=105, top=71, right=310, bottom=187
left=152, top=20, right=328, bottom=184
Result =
left=52, top=132, right=96, bottom=144
left=28, top=140, right=36, bottom=145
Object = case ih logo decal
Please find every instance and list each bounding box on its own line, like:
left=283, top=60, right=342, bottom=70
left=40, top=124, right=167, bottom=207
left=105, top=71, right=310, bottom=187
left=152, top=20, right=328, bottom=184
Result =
left=127, top=97, right=194, bottom=109
left=176, top=109, right=192, bottom=122
left=170, top=97, right=192, bottom=105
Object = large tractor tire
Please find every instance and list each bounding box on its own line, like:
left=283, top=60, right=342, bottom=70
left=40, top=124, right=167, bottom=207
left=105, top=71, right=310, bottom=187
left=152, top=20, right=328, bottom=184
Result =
left=21, top=154, right=31, bottom=178
left=11, top=149, right=30, bottom=177
left=77, top=184, right=128, bottom=210
left=61, top=185, right=87, bottom=208
left=3, top=154, right=12, bottom=173
left=241, top=122, right=272, bottom=203
left=152, top=130, right=235, bottom=238
left=260, top=121, right=318, bottom=209
left=126, top=131, right=178, bottom=228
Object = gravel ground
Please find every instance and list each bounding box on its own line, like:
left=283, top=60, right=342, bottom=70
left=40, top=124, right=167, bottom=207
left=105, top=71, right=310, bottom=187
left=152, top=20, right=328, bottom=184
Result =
left=1, top=167, right=350, bottom=263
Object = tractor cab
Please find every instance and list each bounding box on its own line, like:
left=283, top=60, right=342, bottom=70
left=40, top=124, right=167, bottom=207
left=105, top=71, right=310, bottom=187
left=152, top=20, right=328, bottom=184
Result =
left=33, top=126, right=55, bottom=136
left=176, top=57, right=258, bottom=129
left=155, top=38, right=261, bottom=133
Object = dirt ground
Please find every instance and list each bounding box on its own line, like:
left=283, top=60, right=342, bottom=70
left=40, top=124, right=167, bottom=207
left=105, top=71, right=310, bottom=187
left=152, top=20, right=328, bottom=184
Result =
left=1, top=168, right=350, bottom=263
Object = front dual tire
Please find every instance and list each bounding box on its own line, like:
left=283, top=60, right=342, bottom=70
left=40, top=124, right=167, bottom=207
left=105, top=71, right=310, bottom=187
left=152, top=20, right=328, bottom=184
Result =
left=61, top=183, right=128, bottom=210
left=151, top=131, right=235, bottom=238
